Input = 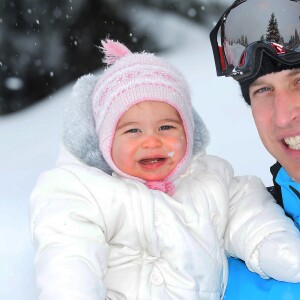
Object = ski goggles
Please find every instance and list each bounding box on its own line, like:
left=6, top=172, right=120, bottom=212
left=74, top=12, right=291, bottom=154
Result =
left=210, top=0, right=300, bottom=81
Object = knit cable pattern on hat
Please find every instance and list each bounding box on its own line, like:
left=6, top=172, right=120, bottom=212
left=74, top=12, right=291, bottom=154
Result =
left=92, top=39, right=195, bottom=194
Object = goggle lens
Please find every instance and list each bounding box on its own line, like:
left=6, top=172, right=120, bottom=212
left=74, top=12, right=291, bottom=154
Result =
left=211, top=0, right=300, bottom=80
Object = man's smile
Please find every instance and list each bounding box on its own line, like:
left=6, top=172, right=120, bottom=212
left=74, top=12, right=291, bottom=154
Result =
left=284, top=135, right=300, bottom=150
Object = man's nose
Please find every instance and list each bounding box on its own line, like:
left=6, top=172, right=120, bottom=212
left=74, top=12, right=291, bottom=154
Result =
left=273, top=90, right=300, bottom=128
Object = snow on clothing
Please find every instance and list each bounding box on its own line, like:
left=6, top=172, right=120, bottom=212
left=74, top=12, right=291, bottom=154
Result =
left=225, top=163, right=300, bottom=300
left=30, top=75, right=300, bottom=300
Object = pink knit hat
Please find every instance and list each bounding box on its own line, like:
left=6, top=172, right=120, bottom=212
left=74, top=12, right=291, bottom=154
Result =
left=92, top=39, right=194, bottom=195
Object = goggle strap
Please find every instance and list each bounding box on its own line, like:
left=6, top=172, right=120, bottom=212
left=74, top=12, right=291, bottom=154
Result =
left=209, top=19, right=224, bottom=76
left=218, top=46, right=226, bottom=71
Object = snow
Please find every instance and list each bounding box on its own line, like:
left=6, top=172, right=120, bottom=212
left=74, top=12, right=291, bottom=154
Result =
left=0, top=7, right=275, bottom=300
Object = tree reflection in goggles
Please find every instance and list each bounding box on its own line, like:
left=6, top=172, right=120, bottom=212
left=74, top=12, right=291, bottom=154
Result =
left=210, top=0, right=300, bottom=81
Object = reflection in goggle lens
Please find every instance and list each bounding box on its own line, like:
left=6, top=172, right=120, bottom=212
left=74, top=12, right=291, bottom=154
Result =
left=210, top=0, right=300, bottom=80
left=223, top=0, right=300, bottom=67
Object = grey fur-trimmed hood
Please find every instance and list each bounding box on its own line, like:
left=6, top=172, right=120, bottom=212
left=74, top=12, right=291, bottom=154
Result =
left=62, top=74, right=210, bottom=175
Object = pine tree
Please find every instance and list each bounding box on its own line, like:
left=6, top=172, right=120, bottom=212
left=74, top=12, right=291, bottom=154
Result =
left=265, top=12, right=283, bottom=43
left=288, top=29, right=300, bottom=49
left=295, top=29, right=300, bottom=43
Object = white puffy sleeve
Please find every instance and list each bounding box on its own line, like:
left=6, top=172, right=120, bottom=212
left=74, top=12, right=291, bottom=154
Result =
left=225, top=171, right=300, bottom=281
left=30, top=168, right=109, bottom=300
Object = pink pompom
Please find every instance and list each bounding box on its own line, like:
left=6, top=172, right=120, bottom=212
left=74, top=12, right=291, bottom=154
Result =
left=100, top=39, right=132, bottom=65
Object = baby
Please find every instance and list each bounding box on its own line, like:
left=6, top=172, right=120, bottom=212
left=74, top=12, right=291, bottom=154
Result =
left=30, top=39, right=300, bottom=300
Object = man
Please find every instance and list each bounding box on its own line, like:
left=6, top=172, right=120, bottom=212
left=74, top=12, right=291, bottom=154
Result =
left=210, top=0, right=300, bottom=298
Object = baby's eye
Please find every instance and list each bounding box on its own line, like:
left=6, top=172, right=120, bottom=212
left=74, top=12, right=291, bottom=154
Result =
left=159, top=125, right=174, bottom=131
left=125, top=128, right=141, bottom=134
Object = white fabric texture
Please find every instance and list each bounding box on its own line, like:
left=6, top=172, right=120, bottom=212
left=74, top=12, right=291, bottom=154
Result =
left=30, top=149, right=300, bottom=300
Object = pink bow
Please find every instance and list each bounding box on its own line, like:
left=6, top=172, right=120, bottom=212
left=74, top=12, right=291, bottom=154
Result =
left=145, top=180, right=175, bottom=196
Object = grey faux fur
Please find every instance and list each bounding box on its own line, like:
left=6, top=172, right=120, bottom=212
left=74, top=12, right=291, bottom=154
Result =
left=63, top=74, right=209, bottom=174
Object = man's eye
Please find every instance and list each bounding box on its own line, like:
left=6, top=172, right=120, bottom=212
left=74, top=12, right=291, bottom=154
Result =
left=159, top=125, right=174, bottom=131
left=252, top=86, right=272, bottom=96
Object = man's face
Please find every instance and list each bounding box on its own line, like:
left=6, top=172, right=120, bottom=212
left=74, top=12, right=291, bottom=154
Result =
left=249, top=69, right=300, bottom=183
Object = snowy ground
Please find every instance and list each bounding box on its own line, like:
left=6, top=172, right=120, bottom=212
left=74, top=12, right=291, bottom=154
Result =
left=0, top=6, right=274, bottom=300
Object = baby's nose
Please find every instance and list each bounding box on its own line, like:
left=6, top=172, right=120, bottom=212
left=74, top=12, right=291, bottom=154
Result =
left=142, top=134, right=163, bottom=148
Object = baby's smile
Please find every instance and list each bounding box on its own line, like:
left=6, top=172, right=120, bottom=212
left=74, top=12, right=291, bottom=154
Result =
left=138, top=156, right=169, bottom=171
left=139, top=157, right=166, bottom=165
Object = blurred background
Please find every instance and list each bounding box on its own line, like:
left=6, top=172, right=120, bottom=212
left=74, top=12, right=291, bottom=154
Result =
left=0, top=0, right=228, bottom=115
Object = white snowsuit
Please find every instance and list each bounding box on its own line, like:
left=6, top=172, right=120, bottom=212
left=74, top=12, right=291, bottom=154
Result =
left=30, top=75, right=300, bottom=300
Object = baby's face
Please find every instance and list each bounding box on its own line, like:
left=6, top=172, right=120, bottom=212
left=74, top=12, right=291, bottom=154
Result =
left=112, top=101, right=187, bottom=181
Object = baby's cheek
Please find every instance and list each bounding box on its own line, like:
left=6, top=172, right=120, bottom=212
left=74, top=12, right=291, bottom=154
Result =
left=124, top=139, right=139, bottom=150
left=168, top=136, right=187, bottom=158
